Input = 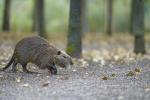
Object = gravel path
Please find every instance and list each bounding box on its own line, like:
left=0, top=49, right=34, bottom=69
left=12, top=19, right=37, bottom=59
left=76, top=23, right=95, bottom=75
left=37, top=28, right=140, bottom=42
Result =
left=0, top=43, right=150, bottom=100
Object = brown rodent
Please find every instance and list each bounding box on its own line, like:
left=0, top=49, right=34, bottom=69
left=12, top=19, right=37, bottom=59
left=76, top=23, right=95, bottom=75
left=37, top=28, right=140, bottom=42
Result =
left=1, top=36, right=73, bottom=75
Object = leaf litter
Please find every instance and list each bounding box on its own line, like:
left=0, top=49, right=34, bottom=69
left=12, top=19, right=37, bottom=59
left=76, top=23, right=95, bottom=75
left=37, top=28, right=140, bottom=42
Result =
left=0, top=35, right=150, bottom=99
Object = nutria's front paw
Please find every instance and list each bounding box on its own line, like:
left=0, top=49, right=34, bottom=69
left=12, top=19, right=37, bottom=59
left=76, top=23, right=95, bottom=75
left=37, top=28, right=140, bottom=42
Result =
left=49, top=68, right=57, bottom=75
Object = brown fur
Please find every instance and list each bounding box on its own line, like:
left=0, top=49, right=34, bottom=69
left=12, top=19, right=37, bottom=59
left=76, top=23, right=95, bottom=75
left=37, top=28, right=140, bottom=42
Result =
left=2, top=36, right=73, bottom=74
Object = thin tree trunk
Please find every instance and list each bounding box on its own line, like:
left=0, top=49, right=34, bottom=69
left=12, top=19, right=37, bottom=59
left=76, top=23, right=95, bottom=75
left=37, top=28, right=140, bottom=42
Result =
left=130, top=0, right=134, bottom=34
left=131, top=0, right=145, bottom=54
left=32, top=0, right=36, bottom=32
left=66, top=0, right=83, bottom=58
left=106, top=0, right=113, bottom=35
left=35, top=0, right=47, bottom=38
left=2, top=0, right=11, bottom=31
left=81, top=0, right=88, bottom=33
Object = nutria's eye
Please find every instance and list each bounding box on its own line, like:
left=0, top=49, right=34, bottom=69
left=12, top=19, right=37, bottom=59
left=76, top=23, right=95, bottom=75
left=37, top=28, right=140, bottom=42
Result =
left=57, top=51, right=61, bottom=55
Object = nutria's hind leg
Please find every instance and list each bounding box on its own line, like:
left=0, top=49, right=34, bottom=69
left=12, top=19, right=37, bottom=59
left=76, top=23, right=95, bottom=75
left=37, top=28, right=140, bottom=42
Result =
left=22, top=63, right=38, bottom=74
left=11, top=60, right=18, bottom=72
left=22, top=63, right=31, bottom=73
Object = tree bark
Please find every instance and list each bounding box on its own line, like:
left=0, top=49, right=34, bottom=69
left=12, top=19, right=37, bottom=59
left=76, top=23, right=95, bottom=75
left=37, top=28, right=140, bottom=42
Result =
left=2, top=0, right=11, bottom=31
left=66, top=0, right=83, bottom=58
left=35, top=0, right=47, bottom=38
left=32, top=0, right=36, bottom=32
left=106, top=0, right=113, bottom=35
left=81, top=0, right=88, bottom=33
left=131, top=0, right=146, bottom=54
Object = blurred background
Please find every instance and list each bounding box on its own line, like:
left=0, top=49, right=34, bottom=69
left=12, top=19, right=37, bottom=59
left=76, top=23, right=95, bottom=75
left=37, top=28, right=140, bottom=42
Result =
left=0, top=0, right=149, bottom=58
left=0, top=0, right=150, bottom=34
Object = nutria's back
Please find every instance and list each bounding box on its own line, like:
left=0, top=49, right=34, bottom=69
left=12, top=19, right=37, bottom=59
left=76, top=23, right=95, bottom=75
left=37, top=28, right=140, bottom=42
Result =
left=14, top=36, right=59, bottom=66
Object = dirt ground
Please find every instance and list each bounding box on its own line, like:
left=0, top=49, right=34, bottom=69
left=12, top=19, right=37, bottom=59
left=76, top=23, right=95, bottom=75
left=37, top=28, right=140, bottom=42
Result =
left=0, top=36, right=150, bottom=100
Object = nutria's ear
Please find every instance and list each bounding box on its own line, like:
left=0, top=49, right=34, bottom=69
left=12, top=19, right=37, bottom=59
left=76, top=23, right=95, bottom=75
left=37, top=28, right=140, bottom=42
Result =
left=57, top=51, right=61, bottom=55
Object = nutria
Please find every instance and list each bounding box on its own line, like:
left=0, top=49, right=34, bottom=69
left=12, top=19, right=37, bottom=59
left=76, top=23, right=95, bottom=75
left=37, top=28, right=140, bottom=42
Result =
left=1, top=36, right=73, bottom=75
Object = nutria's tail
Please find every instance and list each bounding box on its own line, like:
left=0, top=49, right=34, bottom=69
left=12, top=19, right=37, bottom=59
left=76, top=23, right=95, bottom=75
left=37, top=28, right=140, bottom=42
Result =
left=1, top=54, right=15, bottom=71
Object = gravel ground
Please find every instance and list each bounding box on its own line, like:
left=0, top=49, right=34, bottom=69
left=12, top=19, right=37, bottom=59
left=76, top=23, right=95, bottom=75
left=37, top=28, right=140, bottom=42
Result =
left=0, top=42, right=150, bottom=100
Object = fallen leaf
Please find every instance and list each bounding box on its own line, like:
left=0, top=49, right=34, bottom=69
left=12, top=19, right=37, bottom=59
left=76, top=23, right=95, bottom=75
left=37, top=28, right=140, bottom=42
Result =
left=101, top=75, right=108, bottom=80
left=72, top=69, right=77, bottom=72
left=93, top=58, right=99, bottom=62
left=15, top=77, right=21, bottom=83
left=135, top=68, right=141, bottom=72
left=59, top=76, right=69, bottom=80
left=42, top=82, right=50, bottom=87
left=126, top=71, right=135, bottom=76
left=22, top=83, right=30, bottom=87
left=111, top=73, right=116, bottom=77
left=85, top=72, right=89, bottom=75
left=114, top=55, right=119, bottom=61
left=118, top=96, right=124, bottom=100
left=0, top=75, right=3, bottom=78
left=145, top=88, right=150, bottom=92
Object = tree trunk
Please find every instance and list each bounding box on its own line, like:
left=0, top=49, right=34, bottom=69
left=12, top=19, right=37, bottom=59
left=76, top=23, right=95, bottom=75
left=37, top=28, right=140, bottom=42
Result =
left=106, top=0, right=113, bottom=35
left=81, top=0, right=88, bottom=33
left=131, top=0, right=146, bottom=54
left=130, top=0, right=134, bottom=34
left=32, top=0, right=36, bottom=32
left=35, top=0, right=47, bottom=38
left=66, top=0, right=83, bottom=58
left=2, top=0, right=11, bottom=31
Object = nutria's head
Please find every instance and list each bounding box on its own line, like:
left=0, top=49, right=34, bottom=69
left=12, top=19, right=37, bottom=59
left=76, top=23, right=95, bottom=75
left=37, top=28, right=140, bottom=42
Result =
left=53, top=50, right=73, bottom=68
